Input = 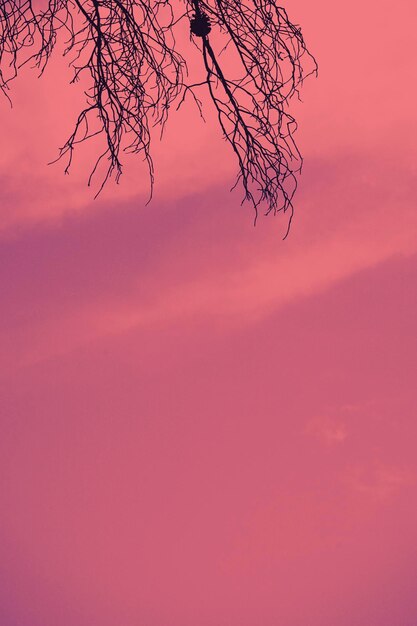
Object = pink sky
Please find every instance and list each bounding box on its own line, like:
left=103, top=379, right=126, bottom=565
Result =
left=1, top=0, right=417, bottom=624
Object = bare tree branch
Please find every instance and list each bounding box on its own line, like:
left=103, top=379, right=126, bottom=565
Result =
left=0, top=0, right=317, bottom=229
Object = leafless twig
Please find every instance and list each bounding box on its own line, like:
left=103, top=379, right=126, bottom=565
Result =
left=0, top=0, right=317, bottom=228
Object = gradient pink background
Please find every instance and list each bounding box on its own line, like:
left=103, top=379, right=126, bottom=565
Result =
left=1, top=0, right=417, bottom=624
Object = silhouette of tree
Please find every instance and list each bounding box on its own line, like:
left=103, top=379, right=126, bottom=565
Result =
left=0, top=0, right=317, bottom=229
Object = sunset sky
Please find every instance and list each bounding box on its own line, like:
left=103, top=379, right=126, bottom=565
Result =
left=1, top=0, right=417, bottom=624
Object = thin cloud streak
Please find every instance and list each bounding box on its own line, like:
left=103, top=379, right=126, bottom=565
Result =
left=1, top=147, right=416, bottom=370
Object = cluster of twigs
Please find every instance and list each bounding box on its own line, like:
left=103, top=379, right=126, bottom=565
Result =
left=187, top=0, right=317, bottom=227
left=0, top=0, right=317, bottom=226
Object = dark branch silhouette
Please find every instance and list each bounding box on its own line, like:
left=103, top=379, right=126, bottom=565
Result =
left=0, top=0, right=317, bottom=230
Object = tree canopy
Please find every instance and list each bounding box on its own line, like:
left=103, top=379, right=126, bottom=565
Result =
left=0, top=0, right=317, bottom=229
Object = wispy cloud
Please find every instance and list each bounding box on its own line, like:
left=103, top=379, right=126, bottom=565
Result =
left=1, top=146, right=417, bottom=370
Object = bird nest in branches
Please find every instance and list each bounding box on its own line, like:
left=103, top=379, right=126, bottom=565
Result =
left=190, top=12, right=212, bottom=37
left=0, top=0, right=317, bottom=234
